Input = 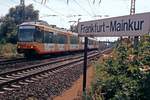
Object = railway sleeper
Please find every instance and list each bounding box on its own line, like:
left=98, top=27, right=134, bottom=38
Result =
left=19, top=81, right=28, bottom=85
left=0, top=52, right=100, bottom=93
left=11, top=84, right=21, bottom=88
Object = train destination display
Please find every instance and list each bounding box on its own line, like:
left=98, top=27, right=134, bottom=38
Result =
left=78, top=12, right=150, bottom=37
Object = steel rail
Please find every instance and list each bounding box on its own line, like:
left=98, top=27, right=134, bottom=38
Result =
left=0, top=52, right=98, bottom=88
left=0, top=48, right=112, bottom=89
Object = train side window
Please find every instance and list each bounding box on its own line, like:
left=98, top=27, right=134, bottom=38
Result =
left=88, top=40, right=93, bottom=45
left=63, top=35, right=67, bottom=44
left=52, top=32, right=58, bottom=43
left=70, top=36, right=73, bottom=44
left=44, top=32, right=49, bottom=43
left=88, top=40, right=90, bottom=45
left=48, top=32, right=53, bottom=43
left=64, top=35, right=67, bottom=44
left=91, top=40, right=93, bottom=45
left=34, top=29, right=44, bottom=43
left=70, top=36, right=78, bottom=44
left=57, top=34, right=67, bottom=44
left=44, top=32, right=53, bottom=43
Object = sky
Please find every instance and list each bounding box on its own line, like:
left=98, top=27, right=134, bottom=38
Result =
left=0, top=0, right=150, bottom=41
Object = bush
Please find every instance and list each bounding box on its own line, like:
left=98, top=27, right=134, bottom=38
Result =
left=89, top=37, right=150, bottom=100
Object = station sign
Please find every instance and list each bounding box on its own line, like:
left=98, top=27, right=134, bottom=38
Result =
left=78, top=12, right=150, bottom=37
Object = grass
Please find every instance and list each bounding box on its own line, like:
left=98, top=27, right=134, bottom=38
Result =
left=0, top=43, right=22, bottom=58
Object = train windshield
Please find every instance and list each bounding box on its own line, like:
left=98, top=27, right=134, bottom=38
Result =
left=18, top=26, right=35, bottom=42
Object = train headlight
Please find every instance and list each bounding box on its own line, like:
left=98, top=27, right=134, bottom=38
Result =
left=18, top=46, right=20, bottom=48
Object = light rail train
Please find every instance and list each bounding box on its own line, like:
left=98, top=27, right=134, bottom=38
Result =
left=17, top=20, right=99, bottom=57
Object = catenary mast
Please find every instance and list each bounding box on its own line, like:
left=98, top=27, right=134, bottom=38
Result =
left=20, top=0, right=25, bottom=22
left=130, top=0, right=135, bottom=15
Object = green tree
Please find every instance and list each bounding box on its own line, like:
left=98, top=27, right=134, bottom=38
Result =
left=0, top=4, right=39, bottom=44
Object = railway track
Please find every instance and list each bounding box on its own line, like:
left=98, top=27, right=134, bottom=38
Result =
left=0, top=54, right=79, bottom=72
left=0, top=57, right=27, bottom=66
left=0, top=51, right=98, bottom=92
left=0, top=52, right=88, bottom=67
left=0, top=51, right=97, bottom=71
left=0, top=56, right=7, bottom=62
left=0, top=57, right=42, bottom=74
left=0, top=48, right=112, bottom=100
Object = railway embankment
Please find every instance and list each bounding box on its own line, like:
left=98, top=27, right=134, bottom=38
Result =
left=0, top=58, right=84, bottom=100
left=54, top=65, right=95, bottom=100
left=53, top=48, right=112, bottom=100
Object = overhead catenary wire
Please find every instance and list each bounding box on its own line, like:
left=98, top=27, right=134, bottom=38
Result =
left=93, top=0, right=103, bottom=19
left=32, top=0, right=69, bottom=27
left=39, top=14, right=58, bottom=18
left=66, top=4, right=79, bottom=15
left=99, top=0, right=101, bottom=5
left=41, top=0, right=48, bottom=4
left=93, top=0, right=95, bottom=4
left=38, top=0, right=83, bottom=19
left=1, top=0, right=18, bottom=8
left=87, top=0, right=96, bottom=16
left=32, top=0, right=105, bottom=28
left=93, top=0, right=102, bottom=5
left=1, top=3, right=11, bottom=8
left=73, top=0, right=93, bottom=16
left=65, top=1, right=83, bottom=18
left=67, top=0, right=69, bottom=4
left=35, top=0, right=103, bottom=18
left=65, top=0, right=104, bottom=20
left=10, top=0, right=19, bottom=4
left=33, top=0, right=65, bottom=17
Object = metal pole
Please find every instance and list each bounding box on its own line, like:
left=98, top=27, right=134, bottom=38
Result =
left=20, top=0, right=25, bottom=22
left=134, top=36, right=139, bottom=51
left=83, top=37, right=88, bottom=92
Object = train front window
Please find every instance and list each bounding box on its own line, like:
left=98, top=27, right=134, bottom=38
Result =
left=18, top=29, right=34, bottom=42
